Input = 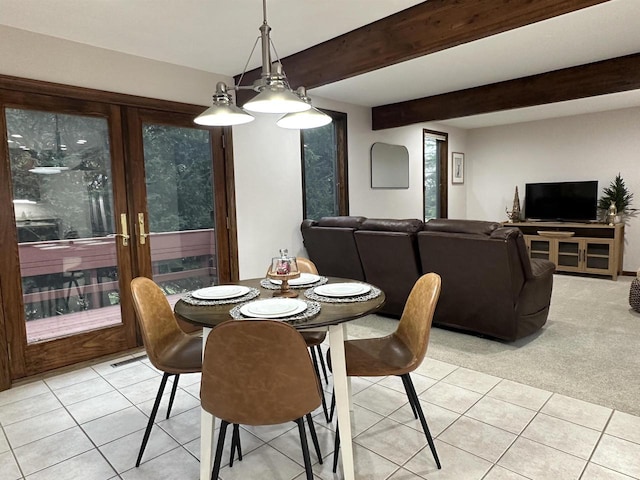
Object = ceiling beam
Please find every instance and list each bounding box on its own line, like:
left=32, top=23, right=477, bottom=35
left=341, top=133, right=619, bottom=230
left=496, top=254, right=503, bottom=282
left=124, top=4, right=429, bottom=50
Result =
left=235, top=0, right=610, bottom=105
left=371, top=53, right=640, bottom=130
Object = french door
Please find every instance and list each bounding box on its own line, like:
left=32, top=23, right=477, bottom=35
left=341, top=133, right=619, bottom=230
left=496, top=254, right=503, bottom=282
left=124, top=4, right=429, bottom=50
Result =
left=0, top=80, right=236, bottom=386
left=124, top=108, right=235, bottom=316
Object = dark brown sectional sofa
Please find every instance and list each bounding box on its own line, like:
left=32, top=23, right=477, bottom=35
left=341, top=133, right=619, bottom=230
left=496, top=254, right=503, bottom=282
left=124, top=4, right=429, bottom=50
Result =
left=301, top=217, right=555, bottom=341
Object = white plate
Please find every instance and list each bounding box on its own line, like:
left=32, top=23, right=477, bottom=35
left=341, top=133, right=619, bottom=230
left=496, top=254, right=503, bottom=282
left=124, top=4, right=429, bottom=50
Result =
left=192, top=285, right=250, bottom=300
left=313, top=283, right=371, bottom=297
left=240, top=299, right=308, bottom=318
left=269, top=273, right=321, bottom=286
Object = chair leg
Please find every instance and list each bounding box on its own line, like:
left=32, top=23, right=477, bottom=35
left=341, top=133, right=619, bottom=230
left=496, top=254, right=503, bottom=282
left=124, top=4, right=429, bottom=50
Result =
left=402, top=373, right=441, bottom=469
left=315, top=344, right=329, bottom=383
left=295, top=417, right=314, bottom=480
left=329, top=390, right=335, bottom=422
left=309, top=347, right=322, bottom=385
left=166, top=374, right=180, bottom=419
left=310, top=351, right=330, bottom=422
left=332, top=422, right=340, bottom=473
left=229, top=423, right=243, bottom=467
left=400, top=374, right=418, bottom=419
left=306, top=413, right=323, bottom=464
left=211, top=420, right=229, bottom=480
left=136, top=372, right=169, bottom=467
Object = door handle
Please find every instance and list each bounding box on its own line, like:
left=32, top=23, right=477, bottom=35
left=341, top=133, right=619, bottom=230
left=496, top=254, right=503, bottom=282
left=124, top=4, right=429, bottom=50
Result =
left=115, top=213, right=130, bottom=246
left=138, top=212, right=149, bottom=245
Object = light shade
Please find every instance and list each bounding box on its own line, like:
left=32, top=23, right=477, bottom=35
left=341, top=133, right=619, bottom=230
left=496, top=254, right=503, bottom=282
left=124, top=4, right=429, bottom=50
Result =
left=243, top=85, right=311, bottom=114
left=194, top=103, right=255, bottom=126
left=194, top=82, right=255, bottom=126
left=277, top=107, right=332, bottom=129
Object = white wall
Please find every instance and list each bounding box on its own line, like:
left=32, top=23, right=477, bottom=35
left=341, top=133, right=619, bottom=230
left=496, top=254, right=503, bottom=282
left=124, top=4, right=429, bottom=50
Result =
left=466, top=107, right=640, bottom=272
left=0, top=26, right=224, bottom=106
left=312, top=97, right=469, bottom=220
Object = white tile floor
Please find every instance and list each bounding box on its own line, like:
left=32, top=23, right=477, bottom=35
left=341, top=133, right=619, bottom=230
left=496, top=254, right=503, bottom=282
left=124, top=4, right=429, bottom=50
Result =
left=1, top=345, right=640, bottom=480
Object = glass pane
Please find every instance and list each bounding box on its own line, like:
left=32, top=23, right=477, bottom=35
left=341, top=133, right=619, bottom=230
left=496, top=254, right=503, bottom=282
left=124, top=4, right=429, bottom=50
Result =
left=530, top=240, right=550, bottom=252
left=557, top=255, right=579, bottom=267
left=587, top=257, right=609, bottom=270
left=7, top=108, right=121, bottom=343
left=424, top=136, right=440, bottom=220
left=587, top=243, right=609, bottom=256
left=558, top=242, right=579, bottom=254
left=302, top=123, right=338, bottom=220
left=142, top=123, right=217, bottom=305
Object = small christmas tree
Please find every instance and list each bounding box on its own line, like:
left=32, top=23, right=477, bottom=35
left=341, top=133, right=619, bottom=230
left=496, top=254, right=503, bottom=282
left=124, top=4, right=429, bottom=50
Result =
left=598, top=173, right=635, bottom=215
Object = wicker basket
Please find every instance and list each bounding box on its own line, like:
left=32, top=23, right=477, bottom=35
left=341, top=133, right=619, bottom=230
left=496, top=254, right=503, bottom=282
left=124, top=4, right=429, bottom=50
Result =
left=630, top=277, right=640, bottom=313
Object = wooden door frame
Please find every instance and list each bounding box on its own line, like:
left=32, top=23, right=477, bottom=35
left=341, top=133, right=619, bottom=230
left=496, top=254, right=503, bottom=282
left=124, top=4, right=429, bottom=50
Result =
left=0, top=92, right=138, bottom=377
left=423, top=129, right=448, bottom=219
left=0, top=74, right=239, bottom=388
left=123, top=107, right=238, bottom=283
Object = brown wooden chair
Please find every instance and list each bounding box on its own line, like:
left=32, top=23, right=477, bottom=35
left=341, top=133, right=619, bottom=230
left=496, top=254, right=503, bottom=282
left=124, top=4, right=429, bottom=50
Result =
left=297, top=258, right=329, bottom=381
left=331, top=273, right=443, bottom=472
left=130, top=276, right=202, bottom=467
left=201, top=320, right=323, bottom=480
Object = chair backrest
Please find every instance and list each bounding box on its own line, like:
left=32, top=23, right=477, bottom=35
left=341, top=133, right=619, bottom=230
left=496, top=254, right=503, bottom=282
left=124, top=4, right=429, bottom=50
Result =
left=296, top=257, right=319, bottom=275
left=201, top=320, right=322, bottom=426
left=130, top=276, right=189, bottom=371
left=395, top=273, right=441, bottom=372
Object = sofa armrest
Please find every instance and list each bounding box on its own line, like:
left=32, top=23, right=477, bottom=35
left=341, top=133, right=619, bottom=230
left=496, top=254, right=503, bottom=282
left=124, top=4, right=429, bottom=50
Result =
left=530, top=258, right=556, bottom=279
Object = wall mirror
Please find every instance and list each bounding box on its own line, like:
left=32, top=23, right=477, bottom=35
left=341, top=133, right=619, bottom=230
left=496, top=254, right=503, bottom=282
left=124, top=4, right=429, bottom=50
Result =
left=370, top=142, right=409, bottom=189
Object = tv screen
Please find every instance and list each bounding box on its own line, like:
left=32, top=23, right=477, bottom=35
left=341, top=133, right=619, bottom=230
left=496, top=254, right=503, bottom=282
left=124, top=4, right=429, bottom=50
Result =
left=525, top=181, right=598, bottom=222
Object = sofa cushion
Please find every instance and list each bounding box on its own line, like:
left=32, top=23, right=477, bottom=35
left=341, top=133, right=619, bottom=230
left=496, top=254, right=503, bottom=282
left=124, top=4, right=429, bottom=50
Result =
left=317, top=216, right=366, bottom=229
left=360, top=218, right=423, bottom=233
left=423, top=218, right=500, bottom=235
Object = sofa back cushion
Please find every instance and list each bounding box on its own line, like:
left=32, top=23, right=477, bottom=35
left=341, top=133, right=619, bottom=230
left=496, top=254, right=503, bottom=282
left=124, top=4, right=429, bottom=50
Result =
left=423, top=218, right=500, bottom=235
left=360, top=218, right=423, bottom=233
left=354, top=221, right=422, bottom=317
left=317, top=216, right=366, bottom=228
left=417, top=228, right=526, bottom=340
left=301, top=218, right=365, bottom=280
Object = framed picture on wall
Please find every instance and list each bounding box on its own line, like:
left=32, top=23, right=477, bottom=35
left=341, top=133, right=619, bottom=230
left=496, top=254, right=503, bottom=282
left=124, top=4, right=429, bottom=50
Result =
left=452, top=152, right=464, bottom=184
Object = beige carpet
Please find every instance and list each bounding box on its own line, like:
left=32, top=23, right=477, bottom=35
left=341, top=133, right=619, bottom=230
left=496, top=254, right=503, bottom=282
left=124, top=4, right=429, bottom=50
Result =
left=349, top=274, right=640, bottom=416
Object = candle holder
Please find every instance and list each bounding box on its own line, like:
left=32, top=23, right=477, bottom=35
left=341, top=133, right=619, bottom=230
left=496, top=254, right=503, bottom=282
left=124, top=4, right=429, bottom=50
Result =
left=267, top=250, right=300, bottom=298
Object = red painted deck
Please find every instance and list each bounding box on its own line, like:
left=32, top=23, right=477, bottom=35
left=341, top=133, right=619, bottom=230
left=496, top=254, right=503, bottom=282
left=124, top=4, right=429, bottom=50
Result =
left=19, top=230, right=214, bottom=343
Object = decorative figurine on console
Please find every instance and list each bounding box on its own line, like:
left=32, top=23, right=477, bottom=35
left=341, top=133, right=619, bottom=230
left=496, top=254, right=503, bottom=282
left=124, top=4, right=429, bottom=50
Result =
left=505, top=186, right=522, bottom=223
left=607, top=202, right=617, bottom=226
left=267, top=249, right=300, bottom=298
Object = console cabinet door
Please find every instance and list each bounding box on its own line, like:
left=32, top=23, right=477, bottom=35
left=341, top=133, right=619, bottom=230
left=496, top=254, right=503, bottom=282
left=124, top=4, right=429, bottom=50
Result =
left=524, top=235, right=553, bottom=262
left=556, top=239, right=582, bottom=273
left=583, top=239, right=614, bottom=276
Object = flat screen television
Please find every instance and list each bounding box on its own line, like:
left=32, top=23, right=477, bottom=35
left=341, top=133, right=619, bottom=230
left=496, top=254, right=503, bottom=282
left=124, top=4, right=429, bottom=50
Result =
left=524, top=180, right=598, bottom=222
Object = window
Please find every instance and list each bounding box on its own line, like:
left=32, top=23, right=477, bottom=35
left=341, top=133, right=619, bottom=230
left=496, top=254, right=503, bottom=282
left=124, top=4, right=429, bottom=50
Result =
left=301, top=110, right=348, bottom=220
left=423, top=129, right=448, bottom=220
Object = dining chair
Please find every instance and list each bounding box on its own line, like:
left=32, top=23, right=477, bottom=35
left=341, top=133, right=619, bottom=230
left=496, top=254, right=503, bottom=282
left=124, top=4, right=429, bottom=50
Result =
left=130, top=276, right=202, bottom=467
left=297, top=257, right=330, bottom=384
left=330, top=272, right=443, bottom=472
left=201, top=319, right=323, bottom=480
left=264, top=256, right=330, bottom=422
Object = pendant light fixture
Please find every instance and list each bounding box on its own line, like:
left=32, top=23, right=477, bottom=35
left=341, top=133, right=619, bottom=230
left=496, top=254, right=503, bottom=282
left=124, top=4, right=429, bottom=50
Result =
left=195, top=0, right=330, bottom=129
left=276, top=87, right=332, bottom=129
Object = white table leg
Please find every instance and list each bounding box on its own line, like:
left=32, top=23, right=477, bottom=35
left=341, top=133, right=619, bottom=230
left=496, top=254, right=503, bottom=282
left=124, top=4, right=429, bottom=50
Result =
left=200, top=327, right=216, bottom=480
left=329, top=323, right=355, bottom=480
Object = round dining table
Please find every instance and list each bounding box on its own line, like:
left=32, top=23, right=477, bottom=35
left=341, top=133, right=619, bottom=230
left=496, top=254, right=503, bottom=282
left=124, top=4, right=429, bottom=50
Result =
left=174, top=276, right=385, bottom=480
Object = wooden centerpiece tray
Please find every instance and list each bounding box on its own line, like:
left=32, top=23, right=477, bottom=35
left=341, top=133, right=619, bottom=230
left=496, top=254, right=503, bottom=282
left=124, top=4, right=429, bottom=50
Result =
left=536, top=230, right=575, bottom=238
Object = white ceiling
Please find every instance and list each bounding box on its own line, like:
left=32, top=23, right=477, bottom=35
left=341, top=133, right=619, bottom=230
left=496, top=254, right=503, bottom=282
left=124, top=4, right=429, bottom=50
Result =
left=1, top=0, right=639, bottom=129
